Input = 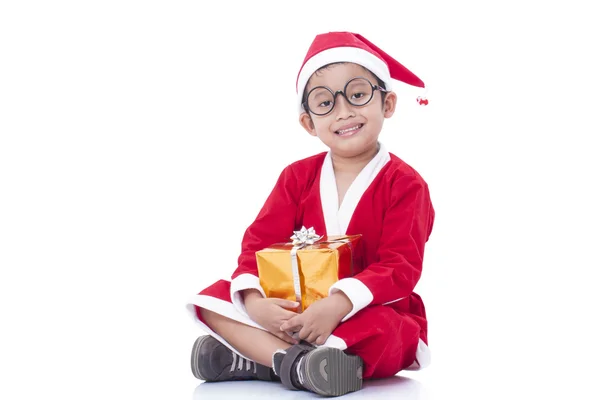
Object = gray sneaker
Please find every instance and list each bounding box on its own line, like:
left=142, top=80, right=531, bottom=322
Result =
left=273, top=344, right=363, bottom=397
left=190, top=335, right=275, bottom=382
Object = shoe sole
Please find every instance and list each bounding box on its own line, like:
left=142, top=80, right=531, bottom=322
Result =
left=302, top=347, right=363, bottom=397
left=190, top=335, right=212, bottom=380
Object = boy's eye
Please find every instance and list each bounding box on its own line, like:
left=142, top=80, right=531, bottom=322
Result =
left=345, top=77, right=373, bottom=104
left=350, top=92, right=366, bottom=100
left=319, top=100, right=332, bottom=108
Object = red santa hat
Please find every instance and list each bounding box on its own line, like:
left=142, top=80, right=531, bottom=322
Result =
left=296, top=32, right=428, bottom=112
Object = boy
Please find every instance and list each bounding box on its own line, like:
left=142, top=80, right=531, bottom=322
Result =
left=187, top=31, right=434, bottom=397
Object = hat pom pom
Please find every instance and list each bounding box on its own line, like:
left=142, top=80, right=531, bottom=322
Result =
left=416, top=86, right=429, bottom=106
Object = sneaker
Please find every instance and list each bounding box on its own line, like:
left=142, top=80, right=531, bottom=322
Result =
left=273, top=343, right=363, bottom=397
left=190, top=335, right=275, bottom=382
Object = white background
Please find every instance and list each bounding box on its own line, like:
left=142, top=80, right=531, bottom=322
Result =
left=1, top=1, right=599, bottom=399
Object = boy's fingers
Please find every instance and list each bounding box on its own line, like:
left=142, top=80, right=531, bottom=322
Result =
left=280, top=322, right=291, bottom=331
left=279, top=310, right=298, bottom=318
left=280, top=315, right=302, bottom=331
left=280, top=321, right=299, bottom=332
left=297, top=326, right=311, bottom=341
left=304, top=330, right=318, bottom=344
left=277, top=331, right=298, bottom=345
left=272, top=298, right=300, bottom=309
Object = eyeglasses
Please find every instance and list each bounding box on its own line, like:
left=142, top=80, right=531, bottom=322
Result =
left=303, top=77, right=388, bottom=116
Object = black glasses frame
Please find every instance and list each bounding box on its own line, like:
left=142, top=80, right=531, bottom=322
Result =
left=302, top=76, right=388, bottom=116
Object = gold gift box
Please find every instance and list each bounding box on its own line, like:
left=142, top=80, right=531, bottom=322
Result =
left=256, top=234, right=361, bottom=311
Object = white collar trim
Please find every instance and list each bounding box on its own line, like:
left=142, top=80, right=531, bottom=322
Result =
left=320, top=143, right=391, bottom=235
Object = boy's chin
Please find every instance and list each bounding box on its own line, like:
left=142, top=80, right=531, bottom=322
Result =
left=329, top=141, right=379, bottom=158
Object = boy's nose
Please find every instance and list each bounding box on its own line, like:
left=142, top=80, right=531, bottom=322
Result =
left=334, top=94, right=355, bottom=120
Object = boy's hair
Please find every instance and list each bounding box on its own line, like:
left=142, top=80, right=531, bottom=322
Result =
left=301, top=62, right=388, bottom=115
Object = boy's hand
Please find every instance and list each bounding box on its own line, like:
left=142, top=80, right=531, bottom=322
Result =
left=243, top=289, right=300, bottom=345
left=279, top=292, right=353, bottom=345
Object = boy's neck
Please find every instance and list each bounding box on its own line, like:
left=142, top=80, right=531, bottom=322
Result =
left=330, top=143, right=380, bottom=175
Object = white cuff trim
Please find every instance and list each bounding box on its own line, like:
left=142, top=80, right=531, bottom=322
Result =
left=329, top=278, right=373, bottom=322
left=405, top=339, right=431, bottom=371
left=230, top=273, right=266, bottom=319
left=320, top=334, right=348, bottom=350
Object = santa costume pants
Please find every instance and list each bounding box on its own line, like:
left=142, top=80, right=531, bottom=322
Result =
left=187, top=280, right=429, bottom=379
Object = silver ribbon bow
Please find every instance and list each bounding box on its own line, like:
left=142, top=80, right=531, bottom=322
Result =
left=290, top=226, right=322, bottom=246
left=289, top=226, right=322, bottom=309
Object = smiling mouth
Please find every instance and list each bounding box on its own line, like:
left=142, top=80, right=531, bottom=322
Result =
left=335, top=124, right=363, bottom=136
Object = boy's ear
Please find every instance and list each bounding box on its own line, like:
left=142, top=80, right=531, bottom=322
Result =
left=383, top=91, right=397, bottom=118
left=299, top=112, right=317, bottom=136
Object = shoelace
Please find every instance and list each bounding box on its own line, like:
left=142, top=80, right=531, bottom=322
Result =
left=230, top=352, right=257, bottom=374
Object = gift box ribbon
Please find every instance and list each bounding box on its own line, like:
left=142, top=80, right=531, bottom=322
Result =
left=288, top=226, right=355, bottom=305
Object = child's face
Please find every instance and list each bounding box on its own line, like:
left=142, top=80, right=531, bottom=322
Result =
left=299, top=63, right=396, bottom=159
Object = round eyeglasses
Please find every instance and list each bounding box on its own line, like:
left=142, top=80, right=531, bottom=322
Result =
left=303, top=77, right=388, bottom=116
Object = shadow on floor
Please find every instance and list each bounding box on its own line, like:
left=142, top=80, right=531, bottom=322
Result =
left=193, top=375, right=427, bottom=399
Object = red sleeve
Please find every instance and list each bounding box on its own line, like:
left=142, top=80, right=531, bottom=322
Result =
left=358, top=175, right=434, bottom=304
left=329, top=173, right=434, bottom=319
left=228, top=165, right=301, bottom=316
left=232, top=164, right=301, bottom=279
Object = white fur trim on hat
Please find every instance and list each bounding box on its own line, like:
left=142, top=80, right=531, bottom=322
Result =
left=296, top=46, right=392, bottom=113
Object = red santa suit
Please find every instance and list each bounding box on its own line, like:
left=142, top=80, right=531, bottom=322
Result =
left=187, top=143, right=434, bottom=379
